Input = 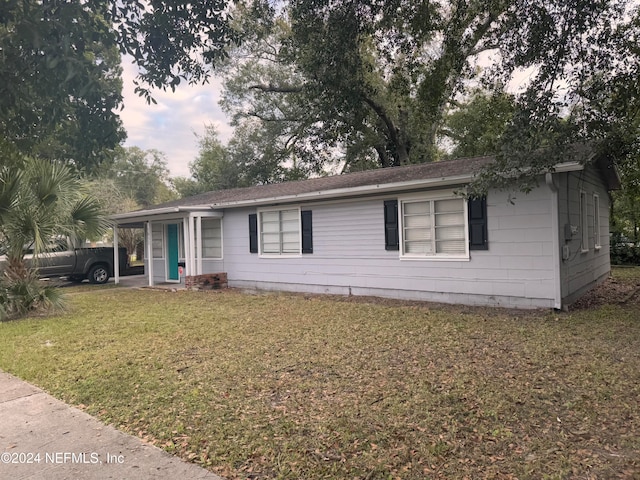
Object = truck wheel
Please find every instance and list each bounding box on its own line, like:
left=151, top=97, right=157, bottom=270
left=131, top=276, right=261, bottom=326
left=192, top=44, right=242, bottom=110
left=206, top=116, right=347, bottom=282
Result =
left=88, top=264, right=109, bottom=284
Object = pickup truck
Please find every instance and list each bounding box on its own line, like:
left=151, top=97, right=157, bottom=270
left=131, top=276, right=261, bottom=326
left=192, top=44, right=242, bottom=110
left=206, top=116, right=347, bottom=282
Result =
left=0, top=239, right=129, bottom=284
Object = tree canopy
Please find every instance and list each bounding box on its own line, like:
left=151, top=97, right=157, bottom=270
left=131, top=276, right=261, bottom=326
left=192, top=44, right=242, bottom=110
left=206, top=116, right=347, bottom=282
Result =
left=173, top=125, right=309, bottom=198
left=442, top=90, right=516, bottom=159
left=3, top=0, right=638, bottom=192
left=220, top=0, right=639, bottom=190
left=1, top=0, right=237, bottom=172
left=97, top=146, right=177, bottom=207
left=173, top=126, right=239, bottom=197
left=0, top=1, right=125, bottom=171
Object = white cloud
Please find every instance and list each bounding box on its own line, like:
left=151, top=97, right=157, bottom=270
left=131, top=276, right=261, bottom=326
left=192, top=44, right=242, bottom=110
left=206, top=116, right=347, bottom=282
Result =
left=119, top=57, right=233, bottom=178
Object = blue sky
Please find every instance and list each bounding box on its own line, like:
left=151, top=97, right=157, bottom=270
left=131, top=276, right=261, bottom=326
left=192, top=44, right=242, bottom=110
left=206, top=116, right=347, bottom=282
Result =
left=119, top=58, right=234, bottom=178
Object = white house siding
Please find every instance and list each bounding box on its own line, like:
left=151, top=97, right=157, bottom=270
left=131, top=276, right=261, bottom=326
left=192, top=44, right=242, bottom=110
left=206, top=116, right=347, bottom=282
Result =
left=151, top=259, right=167, bottom=284
left=219, top=185, right=558, bottom=309
left=148, top=256, right=223, bottom=285
left=557, top=167, right=611, bottom=305
left=201, top=259, right=224, bottom=275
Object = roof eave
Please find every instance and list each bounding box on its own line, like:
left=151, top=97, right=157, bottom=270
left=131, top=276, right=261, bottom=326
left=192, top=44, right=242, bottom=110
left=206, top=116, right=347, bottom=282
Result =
left=110, top=205, right=213, bottom=221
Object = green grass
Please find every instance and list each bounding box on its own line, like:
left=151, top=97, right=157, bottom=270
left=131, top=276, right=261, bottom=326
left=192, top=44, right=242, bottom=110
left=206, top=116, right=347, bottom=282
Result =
left=1, top=269, right=639, bottom=479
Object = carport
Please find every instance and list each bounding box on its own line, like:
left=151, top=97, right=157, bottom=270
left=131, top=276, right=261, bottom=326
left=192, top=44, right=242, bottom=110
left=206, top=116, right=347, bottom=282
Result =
left=111, top=206, right=222, bottom=287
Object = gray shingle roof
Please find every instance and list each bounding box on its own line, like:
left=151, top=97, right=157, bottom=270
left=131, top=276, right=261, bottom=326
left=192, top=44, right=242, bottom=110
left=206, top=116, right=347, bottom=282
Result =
left=142, top=155, right=495, bottom=212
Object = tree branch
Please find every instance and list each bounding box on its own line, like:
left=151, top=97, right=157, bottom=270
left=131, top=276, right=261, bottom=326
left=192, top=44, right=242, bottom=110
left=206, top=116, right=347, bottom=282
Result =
left=469, top=43, right=500, bottom=56
left=463, top=11, right=501, bottom=60
left=361, top=96, right=399, bottom=148
left=246, top=111, right=300, bottom=123
left=248, top=83, right=304, bottom=93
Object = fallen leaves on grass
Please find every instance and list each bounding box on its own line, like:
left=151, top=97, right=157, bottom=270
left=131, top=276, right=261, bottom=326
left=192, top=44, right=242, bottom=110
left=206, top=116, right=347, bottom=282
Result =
left=0, top=269, right=639, bottom=479
left=571, top=268, right=640, bottom=310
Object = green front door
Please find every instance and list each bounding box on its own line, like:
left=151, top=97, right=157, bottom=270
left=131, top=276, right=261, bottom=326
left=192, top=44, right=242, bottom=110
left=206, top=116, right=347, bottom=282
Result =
left=166, top=224, right=179, bottom=281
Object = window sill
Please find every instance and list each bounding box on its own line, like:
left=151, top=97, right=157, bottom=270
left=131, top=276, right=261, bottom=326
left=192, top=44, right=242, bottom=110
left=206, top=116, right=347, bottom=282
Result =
left=580, top=248, right=589, bottom=254
left=594, top=246, right=602, bottom=251
left=400, top=255, right=470, bottom=262
left=259, top=253, right=302, bottom=259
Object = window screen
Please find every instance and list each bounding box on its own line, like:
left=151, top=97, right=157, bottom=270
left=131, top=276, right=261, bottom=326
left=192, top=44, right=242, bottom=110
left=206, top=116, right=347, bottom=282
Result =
left=401, top=198, right=466, bottom=257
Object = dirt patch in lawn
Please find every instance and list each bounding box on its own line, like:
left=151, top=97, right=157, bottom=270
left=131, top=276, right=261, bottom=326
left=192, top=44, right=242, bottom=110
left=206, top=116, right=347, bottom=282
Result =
left=570, top=271, right=640, bottom=310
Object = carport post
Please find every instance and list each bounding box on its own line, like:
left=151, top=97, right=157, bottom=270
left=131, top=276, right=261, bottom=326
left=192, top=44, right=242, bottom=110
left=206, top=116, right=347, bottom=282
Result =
left=113, top=224, right=120, bottom=285
left=146, top=221, right=154, bottom=287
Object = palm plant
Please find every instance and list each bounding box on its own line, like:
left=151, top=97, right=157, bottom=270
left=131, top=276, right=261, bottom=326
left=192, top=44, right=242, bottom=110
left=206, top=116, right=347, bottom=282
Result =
left=0, top=157, right=107, bottom=320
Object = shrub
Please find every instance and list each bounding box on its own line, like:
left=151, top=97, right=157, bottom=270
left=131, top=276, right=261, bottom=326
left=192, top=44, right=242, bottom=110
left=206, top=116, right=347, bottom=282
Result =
left=610, top=243, right=640, bottom=266
left=0, top=269, right=64, bottom=321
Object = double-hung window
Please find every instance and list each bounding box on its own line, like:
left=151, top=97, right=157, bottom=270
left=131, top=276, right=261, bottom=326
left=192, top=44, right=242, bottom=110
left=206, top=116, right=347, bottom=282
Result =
left=260, top=208, right=301, bottom=255
left=400, top=195, right=468, bottom=258
left=580, top=190, right=589, bottom=252
left=151, top=223, right=164, bottom=258
left=201, top=218, right=222, bottom=258
left=593, top=194, right=601, bottom=250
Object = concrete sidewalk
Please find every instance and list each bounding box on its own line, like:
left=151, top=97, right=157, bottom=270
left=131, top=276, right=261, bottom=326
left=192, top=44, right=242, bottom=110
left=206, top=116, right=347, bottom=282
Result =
left=0, top=370, right=223, bottom=480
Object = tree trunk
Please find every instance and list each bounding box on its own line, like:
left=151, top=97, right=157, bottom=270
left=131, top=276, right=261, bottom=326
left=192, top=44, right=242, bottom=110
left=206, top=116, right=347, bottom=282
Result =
left=4, top=256, right=30, bottom=283
left=395, top=142, right=410, bottom=166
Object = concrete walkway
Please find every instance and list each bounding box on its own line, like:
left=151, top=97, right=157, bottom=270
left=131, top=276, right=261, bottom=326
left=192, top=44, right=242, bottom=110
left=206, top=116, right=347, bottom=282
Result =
left=112, top=275, right=185, bottom=290
left=0, top=371, right=223, bottom=480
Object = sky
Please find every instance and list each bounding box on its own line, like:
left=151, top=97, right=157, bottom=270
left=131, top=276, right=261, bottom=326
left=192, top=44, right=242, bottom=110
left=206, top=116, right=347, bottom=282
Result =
left=119, top=57, right=234, bottom=178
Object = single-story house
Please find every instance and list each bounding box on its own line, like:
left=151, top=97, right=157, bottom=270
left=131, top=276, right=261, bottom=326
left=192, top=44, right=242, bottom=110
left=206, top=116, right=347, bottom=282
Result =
left=111, top=153, right=620, bottom=309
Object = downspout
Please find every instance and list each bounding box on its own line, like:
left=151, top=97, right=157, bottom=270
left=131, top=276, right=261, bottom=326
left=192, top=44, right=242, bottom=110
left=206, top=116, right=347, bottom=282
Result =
left=183, top=216, right=194, bottom=283
left=546, top=173, right=562, bottom=310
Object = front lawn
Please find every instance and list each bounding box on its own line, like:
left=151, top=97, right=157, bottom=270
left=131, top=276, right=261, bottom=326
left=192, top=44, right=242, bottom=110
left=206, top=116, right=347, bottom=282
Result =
left=1, top=269, right=639, bottom=479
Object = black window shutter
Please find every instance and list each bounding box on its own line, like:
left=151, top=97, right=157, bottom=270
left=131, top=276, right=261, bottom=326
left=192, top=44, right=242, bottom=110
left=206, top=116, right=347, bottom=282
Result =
left=249, top=213, right=258, bottom=253
left=468, top=197, right=488, bottom=250
left=384, top=200, right=399, bottom=251
left=301, top=210, right=313, bottom=254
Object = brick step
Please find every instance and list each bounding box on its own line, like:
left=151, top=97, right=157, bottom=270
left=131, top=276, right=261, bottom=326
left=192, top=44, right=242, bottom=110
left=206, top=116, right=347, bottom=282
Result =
left=185, top=273, right=228, bottom=290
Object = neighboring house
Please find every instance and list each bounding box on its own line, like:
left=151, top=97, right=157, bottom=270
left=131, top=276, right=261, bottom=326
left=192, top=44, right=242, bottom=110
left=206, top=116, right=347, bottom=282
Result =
left=111, top=154, right=620, bottom=309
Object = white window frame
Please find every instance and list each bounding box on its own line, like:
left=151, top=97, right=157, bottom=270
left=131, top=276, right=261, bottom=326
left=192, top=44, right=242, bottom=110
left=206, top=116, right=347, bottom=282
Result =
left=593, top=194, right=601, bottom=250
left=580, top=190, right=589, bottom=253
left=151, top=223, right=164, bottom=259
left=199, top=218, right=223, bottom=259
left=258, top=207, right=302, bottom=257
left=398, top=191, right=470, bottom=261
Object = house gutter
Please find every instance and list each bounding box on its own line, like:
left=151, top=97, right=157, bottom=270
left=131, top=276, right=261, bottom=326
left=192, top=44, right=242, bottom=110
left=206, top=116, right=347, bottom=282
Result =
left=546, top=172, right=563, bottom=310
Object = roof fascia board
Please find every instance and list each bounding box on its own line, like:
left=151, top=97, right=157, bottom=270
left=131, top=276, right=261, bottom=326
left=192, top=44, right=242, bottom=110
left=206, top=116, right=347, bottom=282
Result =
left=114, top=213, right=187, bottom=225
left=553, top=161, right=584, bottom=173
left=112, top=207, right=180, bottom=220
left=111, top=205, right=214, bottom=222
left=117, top=211, right=222, bottom=225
